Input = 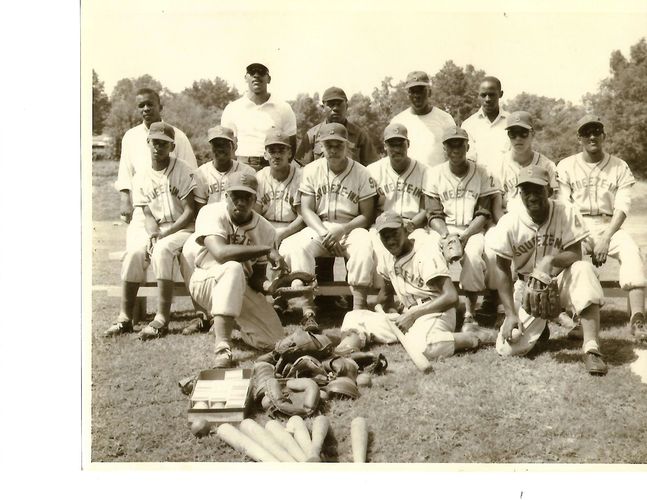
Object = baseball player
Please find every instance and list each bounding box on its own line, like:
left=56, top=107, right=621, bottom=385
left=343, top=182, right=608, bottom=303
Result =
left=556, top=115, right=647, bottom=341
left=180, top=125, right=256, bottom=336
left=104, top=123, right=197, bottom=340
left=390, top=71, right=456, bottom=167
left=279, top=122, right=377, bottom=310
left=295, top=86, right=377, bottom=167
left=189, top=171, right=288, bottom=368
left=424, top=126, right=501, bottom=323
left=341, top=212, right=494, bottom=372
left=220, top=62, right=297, bottom=171
left=486, top=164, right=608, bottom=375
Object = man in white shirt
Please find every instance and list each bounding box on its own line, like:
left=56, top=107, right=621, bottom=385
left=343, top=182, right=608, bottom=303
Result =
left=390, top=71, right=456, bottom=167
left=221, top=63, right=297, bottom=171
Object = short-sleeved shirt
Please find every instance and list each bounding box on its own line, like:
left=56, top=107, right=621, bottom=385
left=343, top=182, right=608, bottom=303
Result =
left=375, top=231, right=450, bottom=308
left=220, top=94, right=297, bottom=157
left=485, top=199, right=589, bottom=277
left=116, top=122, right=197, bottom=192
left=556, top=152, right=636, bottom=216
left=366, top=157, right=428, bottom=220
left=193, top=160, right=256, bottom=205
left=299, top=158, right=378, bottom=223
left=256, top=164, right=302, bottom=224
left=498, top=151, right=558, bottom=206
left=461, top=108, right=510, bottom=174
left=390, top=107, right=456, bottom=167
left=193, top=202, right=277, bottom=277
left=296, top=120, right=378, bottom=166
left=423, top=160, right=501, bottom=227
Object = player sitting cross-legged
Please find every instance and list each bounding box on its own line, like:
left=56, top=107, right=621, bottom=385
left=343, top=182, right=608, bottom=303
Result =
left=104, top=122, right=197, bottom=340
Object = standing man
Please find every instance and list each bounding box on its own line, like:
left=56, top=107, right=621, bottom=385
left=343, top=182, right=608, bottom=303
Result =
left=295, top=86, right=377, bottom=167
left=390, top=71, right=456, bottom=167
left=461, top=76, right=510, bottom=174
left=221, top=62, right=297, bottom=171
left=556, top=115, right=647, bottom=341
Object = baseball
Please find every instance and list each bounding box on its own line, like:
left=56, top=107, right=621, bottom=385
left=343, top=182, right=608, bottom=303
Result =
left=193, top=401, right=209, bottom=409
left=357, top=373, right=372, bottom=387
left=511, top=328, right=523, bottom=342
left=191, top=419, right=211, bottom=437
left=211, top=401, right=226, bottom=409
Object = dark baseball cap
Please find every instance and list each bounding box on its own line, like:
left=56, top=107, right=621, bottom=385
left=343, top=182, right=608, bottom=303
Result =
left=577, top=114, right=604, bottom=134
left=375, top=211, right=404, bottom=232
left=148, top=122, right=175, bottom=142
left=384, top=123, right=408, bottom=141
left=226, top=171, right=258, bottom=194
left=322, top=86, right=348, bottom=102
left=442, top=126, right=469, bottom=143
left=207, top=125, right=235, bottom=143
left=246, top=62, right=269, bottom=74
left=405, top=71, right=430, bottom=88
left=506, top=111, right=533, bottom=130
left=517, top=165, right=550, bottom=187
left=318, top=122, right=348, bottom=142
left=264, top=131, right=291, bottom=148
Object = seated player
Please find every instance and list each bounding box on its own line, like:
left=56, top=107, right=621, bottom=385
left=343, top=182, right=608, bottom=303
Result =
left=341, top=212, right=494, bottom=372
left=180, top=126, right=255, bottom=335
left=189, top=171, right=288, bottom=368
left=486, top=165, right=608, bottom=375
left=556, top=115, right=647, bottom=341
left=424, top=126, right=501, bottom=323
left=104, top=122, right=197, bottom=340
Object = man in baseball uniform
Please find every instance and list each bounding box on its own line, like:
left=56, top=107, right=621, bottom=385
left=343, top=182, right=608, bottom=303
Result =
left=424, top=126, right=501, bottom=323
left=556, top=115, right=647, bottom=341
left=189, top=171, right=288, bottom=368
left=104, top=123, right=197, bottom=340
left=295, top=86, right=377, bottom=167
left=486, top=165, right=608, bottom=375
left=221, top=62, right=297, bottom=171
left=341, top=212, right=495, bottom=372
left=390, top=71, right=456, bottom=167
left=280, top=123, right=377, bottom=310
left=180, top=125, right=256, bottom=335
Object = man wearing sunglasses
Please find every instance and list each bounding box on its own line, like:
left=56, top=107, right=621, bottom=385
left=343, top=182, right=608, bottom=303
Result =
left=556, top=115, right=647, bottom=342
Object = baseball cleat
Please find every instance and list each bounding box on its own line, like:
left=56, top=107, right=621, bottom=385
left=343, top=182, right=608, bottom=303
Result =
left=630, top=313, right=647, bottom=342
left=103, top=320, right=133, bottom=337
left=181, top=316, right=211, bottom=335
left=584, top=351, right=608, bottom=376
left=139, top=320, right=168, bottom=341
left=213, top=342, right=234, bottom=369
left=301, top=313, right=320, bottom=333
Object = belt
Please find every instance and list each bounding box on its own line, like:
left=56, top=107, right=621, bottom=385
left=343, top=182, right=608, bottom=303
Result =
left=237, top=155, right=269, bottom=168
left=582, top=213, right=612, bottom=218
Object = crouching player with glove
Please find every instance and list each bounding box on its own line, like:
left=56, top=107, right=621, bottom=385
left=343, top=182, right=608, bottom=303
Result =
left=486, top=165, right=608, bottom=375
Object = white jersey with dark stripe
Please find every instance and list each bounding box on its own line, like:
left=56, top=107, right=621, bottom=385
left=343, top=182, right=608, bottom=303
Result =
left=366, top=157, right=428, bottom=220
left=485, top=199, right=588, bottom=277
left=299, top=157, right=378, bottom=223
left=497, top=151, right=558, bottom=206
left=556, top=152, right=635, bottom=216
left=132, top=156, right=196, bottom=224
left=423, top=160, right=500, bottom=226
left=193, top=160, right=256, bottom=205
left=255, top=164, right=302, bottom=224
left=375, top=231, right=450, bottom=308
left=193, top=201, right=276, bottom=277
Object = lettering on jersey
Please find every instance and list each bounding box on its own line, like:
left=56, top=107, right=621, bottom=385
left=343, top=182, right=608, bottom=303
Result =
left=393, top=266, right=425, bottom=289
left=227, top=233, right=254, bottom=246
left=315, top=183, right=359, bottom=204
left=513, top=234, right=563, bottom=257
left=147, top=184, right=179, bottom=201
left=259, top=189, right=294, bottom=206
left=503, top=177, right=517, bottom=194
left=376, top=180, right=423, bottom=198
left=439, top=188, right=479, bottom=203
left=208, top=180, right=227, bottom=195
left=569, top=176, right=616, bottom=193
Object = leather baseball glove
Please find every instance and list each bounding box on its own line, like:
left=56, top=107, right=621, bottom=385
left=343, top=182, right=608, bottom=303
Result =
left=266, top=271, right=316, bottom=298
left=522, top=269, right=561, bottom=320
left=441, top=233, right=463, bottom=263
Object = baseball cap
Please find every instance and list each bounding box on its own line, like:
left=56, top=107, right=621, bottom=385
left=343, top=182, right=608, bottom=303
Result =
left=577, top=114, right=604, bottom=134
left=375, top=211, right=404, bottom=232
left=384, top=123, right=409, bottom=141
left=226, top=171, right=258, bottom=194
left=264, top=131, right=291, bottom=148
left=318, top=122, right=348, bottom=142
left=148, top=122, right=175, bottom=142
left=246, top=62, right=269, bottom=75
left=207, top=125, right=235, bottom=143
left=506, top=111, right=533, bottom=130
left=516, top=165, right=550, bottom=187
left=442, top=126, right=469, bottom=143
left=405, top=71, right=430, bottom=88
left=322, top=86, right=348, bottom=102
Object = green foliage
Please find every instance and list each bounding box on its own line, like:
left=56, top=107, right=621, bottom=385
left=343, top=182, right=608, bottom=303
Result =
left=92, top=70, right=110, bottom=135
left=182, top=77, right=240, bottom=111
left=431, top=61, right=486, bottom=124
left=289, top=93, right=324, bottom=137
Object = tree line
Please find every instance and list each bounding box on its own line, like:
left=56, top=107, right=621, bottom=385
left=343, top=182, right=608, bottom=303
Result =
left=93, top=38, right=647, bottom=178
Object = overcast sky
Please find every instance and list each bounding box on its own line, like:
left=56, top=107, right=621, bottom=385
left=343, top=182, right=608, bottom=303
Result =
left=84, top=0, right=647, bottom=105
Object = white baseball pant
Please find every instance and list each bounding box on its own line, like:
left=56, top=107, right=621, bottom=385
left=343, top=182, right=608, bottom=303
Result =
left=447, top=225, right=489, bottom=292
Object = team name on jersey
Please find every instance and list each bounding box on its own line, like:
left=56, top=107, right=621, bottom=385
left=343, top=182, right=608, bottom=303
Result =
left=145, top=183, right=180, bottom=201
left=259, top=189, right=294, bottom=206
left=514, top=234, right=563, bottom=257
left=207, top=180, right=228, bottom=196
left=438, top=187, right=479, bottom=203
left=568, top=176, right=617, bottom=192
left=226, top=232, right=255, bottom=246
left=315, top=183, right=360, bottom=204
left=393, top=266, right=425, bottom=289
left=377, top=180, right=423, bottom=198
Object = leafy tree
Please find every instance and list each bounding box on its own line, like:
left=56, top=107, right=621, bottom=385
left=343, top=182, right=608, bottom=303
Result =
left=183, top=77, right=240, bottom=110
left=430, top=61, right=486, bottom=124
left=92, top=70, right=110, bottom=135
left=290, top=93, right=324, bottom=136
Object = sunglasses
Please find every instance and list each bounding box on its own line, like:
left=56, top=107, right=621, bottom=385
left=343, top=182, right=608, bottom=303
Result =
left=479, top=92, right=498, bottom=98
left=507, top=129, right=530, bottom=139
left=578, top=128, right=604, bottom=137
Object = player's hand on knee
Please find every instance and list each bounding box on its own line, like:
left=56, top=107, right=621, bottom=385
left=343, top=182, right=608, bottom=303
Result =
left=269, top=252, right=289, bottom=273
left=592, top=236, right=610, bottom=267
left=120, top=199, right=133, bottom=223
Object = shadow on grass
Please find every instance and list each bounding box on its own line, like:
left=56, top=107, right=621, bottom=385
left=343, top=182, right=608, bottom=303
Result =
left=528, top=336, right=639, bottom=367
left=600, top=309, right=631, bottom=329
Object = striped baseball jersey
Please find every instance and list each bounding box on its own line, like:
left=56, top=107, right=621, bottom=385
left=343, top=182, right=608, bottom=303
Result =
left=485, top=199, right=589, bottom=277
left=132, top=156, right=197, bottom=224
left=193, top=160, right=256, bottom=205
left=193, top=201, right=276, bottom=277
left=498, top=151, right=558, bottom=206
left=423, top=160, right=501, bottom=227
left=366, top=157, right=428, bottom=220
left=299, top=158, right=377, bottom=223
left=556, top=152, right=636, bottom=216
left=256, top=164, right=302, bottom=224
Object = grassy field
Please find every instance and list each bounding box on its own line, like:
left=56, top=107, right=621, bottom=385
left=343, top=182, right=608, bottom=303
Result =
left=90, top=160, right=647, bottom=464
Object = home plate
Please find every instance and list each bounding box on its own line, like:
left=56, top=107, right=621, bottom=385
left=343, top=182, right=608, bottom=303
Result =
left=630, top=349, right=647, bottom=384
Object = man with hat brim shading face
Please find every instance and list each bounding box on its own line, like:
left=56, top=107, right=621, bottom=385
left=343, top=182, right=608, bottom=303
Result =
left=295, top=86, right=377, bottom=167
left=284, top=122, right=377, bottom=310
left=104, top=122, right=198, bottom=340
left=556, top=115, right=647, bottom=342
left=485, top=164, right=609, bottom=375
left=221, top=63, right=297, bottom=172
left=180, top=126, right=257, bottom=336
left=390, top=71, right=456, bottom=167
left=188, top=171, right=288, bottom=368
left=340, top=212, right=496, bottom=372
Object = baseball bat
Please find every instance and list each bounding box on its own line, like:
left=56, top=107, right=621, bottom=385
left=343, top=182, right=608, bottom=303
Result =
left=351, top=417, right=368, bottom=463
left=287, top=415, right=313, bottom=457
left=239, top=419, right=296, bottom=463
left=265, top=420, right=308, bottom=462
left=307, top=415, right=330, bottom=462
left=216, top=423, right=279, bottom=462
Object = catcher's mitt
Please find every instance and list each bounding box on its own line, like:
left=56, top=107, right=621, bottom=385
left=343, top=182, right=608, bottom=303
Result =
left=441, top=233, right=463, bottom=263
left=266, top=271, right=316, bottom=298
left=522, top=270, right=561, bottom=320
left=263, top=377, right=321, bottom=417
